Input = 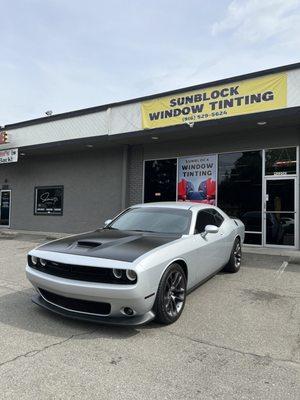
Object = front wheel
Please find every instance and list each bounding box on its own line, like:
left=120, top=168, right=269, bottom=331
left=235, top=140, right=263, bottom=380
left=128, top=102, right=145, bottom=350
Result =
left=224, top=238, right=242, bottom=273
left=154, top=263, right=187, bottom=325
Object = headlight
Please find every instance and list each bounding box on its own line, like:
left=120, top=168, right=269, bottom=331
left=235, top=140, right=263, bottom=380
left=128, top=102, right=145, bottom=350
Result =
left=113, top=269, right=123, bottom=279
left=126, top=269, right=137, bottom=282
left=40, top=259, right=47, bottom=267
left=31, top=256, right=38, bottom=265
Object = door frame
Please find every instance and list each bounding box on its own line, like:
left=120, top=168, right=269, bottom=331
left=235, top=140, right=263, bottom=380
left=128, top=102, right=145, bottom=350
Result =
left=0, top=189, right=11, bottom=228
left=262, top=176, right=298, bottom=249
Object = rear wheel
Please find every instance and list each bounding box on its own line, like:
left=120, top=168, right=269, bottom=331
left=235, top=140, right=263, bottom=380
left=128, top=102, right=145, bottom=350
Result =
left=224, top=238, right=242, bottom=273
left=154, top=263, right=187, bottom=325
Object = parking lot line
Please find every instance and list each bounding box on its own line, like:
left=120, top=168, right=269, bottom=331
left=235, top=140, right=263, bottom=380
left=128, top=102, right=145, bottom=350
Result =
left=275, top=261, right=289, bottom=279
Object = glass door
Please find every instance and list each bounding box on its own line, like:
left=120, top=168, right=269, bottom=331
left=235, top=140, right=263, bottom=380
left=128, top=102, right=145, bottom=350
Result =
left=264, top=178, right=296, bottom=247
left=0, top=190, right=11, bottom=227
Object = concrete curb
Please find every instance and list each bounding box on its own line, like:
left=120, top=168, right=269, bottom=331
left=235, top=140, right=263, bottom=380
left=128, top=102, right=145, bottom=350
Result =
left=0, top=231, right=17, bottom=239
left=288, top=255, right=300, bottom=265
left=243, top=247, right=300, bottom=265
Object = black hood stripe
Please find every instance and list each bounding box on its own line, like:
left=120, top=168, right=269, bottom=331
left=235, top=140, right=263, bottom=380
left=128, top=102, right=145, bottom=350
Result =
left=39, top=229, right=181, bottom=262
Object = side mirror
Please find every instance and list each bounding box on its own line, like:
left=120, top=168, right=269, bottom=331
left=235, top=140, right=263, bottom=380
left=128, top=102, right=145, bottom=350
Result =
left=202, top=224, right=219, bottom=238
left=104, top=219, right=112, bottom=227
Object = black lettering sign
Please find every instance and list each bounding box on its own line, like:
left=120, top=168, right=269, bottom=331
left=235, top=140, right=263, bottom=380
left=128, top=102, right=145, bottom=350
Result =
left=34, top=186, right=64, bottom=216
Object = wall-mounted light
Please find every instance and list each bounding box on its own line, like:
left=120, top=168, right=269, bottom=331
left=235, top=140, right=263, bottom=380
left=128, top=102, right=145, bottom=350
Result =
left=257, top=121, right=267, bottom=126
left=151, top=136, right=159, bottom=140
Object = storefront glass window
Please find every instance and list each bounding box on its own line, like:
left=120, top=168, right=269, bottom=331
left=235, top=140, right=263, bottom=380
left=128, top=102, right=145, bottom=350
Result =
left=218, top=151, right=262, bottom=245
left=144, top=159, right=177, bottom=203
left=265, top=147, right=297, bottom=175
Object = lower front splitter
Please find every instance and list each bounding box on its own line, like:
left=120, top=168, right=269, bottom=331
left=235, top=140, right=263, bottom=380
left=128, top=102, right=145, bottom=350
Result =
left=32, top=294, right=155, bottom=326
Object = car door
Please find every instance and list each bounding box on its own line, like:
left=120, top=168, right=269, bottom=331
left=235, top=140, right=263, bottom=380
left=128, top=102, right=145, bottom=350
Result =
left=210, top=209, right=230, bottom=263
left=189, top=209, right=227, bottom=284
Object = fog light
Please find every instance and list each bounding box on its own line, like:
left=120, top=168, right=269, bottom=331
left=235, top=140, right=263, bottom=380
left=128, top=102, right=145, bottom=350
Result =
left=126, top=269, right=137, bottom=282
left=31, top=256, right=38, bottom=265
left=40, top=259, right=47, bottom=267
left=123, top=307, right=134, bottom=316
left=113, top=269, right=123, bottom=279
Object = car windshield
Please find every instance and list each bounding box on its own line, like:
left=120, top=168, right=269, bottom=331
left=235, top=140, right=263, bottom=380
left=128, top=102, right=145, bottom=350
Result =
left=107, top=207, right=192, bottom=235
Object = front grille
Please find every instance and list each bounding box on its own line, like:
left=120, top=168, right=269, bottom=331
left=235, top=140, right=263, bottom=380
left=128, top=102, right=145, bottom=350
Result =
left=39, top=288, right=111, bottom=315
left=28, top=256, right=133, bottom=284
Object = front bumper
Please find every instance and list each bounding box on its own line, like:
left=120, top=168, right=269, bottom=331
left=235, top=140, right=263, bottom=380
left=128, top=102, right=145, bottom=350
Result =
left=32, top=293, right=155, bottom=326
left=26, top=265, right=157, bottom=325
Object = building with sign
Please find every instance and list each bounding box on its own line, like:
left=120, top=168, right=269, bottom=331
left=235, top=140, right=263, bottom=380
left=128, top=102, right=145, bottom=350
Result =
left=0, top=63, right=299, bottom=249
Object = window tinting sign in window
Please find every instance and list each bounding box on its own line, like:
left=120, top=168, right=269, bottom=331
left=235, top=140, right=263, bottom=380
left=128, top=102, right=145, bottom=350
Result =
left=35, top=186, right=63, bottom=215
left=177, top=155, right=217, bottom=205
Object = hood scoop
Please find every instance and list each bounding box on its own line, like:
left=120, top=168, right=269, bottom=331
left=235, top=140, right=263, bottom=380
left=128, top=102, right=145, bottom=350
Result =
left=77, top=240, right=102, bottom=248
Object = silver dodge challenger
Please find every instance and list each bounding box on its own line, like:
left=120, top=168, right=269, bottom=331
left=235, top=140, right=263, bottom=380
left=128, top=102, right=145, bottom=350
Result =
left=26, top=202, right=244, bottom=325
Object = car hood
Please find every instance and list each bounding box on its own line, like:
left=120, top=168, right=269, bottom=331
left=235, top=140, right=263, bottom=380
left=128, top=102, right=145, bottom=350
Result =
left=37, top=229, right=181, bottom=262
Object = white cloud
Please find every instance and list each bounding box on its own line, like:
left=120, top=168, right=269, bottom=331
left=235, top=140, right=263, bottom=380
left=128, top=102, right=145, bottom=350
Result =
left=212, top=0, right=300, bottom=45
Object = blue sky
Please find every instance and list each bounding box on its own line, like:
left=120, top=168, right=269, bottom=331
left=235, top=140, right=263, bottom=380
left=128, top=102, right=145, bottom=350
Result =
left=1, top=0, right=300, bottom=125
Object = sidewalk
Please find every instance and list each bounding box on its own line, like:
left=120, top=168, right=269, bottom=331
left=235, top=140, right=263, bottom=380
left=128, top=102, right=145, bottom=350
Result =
left=0, top=228, right=70, bottom=241
left=243, top=246, right=300, bottom=264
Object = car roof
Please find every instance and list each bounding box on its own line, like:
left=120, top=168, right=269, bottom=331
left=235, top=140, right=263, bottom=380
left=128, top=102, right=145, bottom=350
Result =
left=132, top=202, right=216, bottom=210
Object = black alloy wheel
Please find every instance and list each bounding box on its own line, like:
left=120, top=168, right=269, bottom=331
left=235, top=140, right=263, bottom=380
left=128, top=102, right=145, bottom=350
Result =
left=224, top=238, right=242, bottom=273
left=154, top=263, right=187, bottom=324
left=233, top=240, right=242, bottom=269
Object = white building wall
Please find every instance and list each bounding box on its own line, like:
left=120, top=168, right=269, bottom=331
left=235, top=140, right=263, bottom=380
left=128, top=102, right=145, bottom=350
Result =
left=1, top=110, right=107, bottom=150
left=287, top=68, right=300, bottom=107
left=109, top=102, right=142, bottom=135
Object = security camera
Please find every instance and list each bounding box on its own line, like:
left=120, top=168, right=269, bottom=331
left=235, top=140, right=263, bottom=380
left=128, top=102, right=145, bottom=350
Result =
left=186, top=121, right=194, bottom=128
left=45, top=110, right=53, bottom=116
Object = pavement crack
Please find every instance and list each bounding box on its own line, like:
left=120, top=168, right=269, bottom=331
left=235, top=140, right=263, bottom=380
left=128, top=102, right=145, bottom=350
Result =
left=165, top=330, right=300, bottom=367
left=289, top=301, right=298, bottom=322
left=0, top=329, right=98, bottom=368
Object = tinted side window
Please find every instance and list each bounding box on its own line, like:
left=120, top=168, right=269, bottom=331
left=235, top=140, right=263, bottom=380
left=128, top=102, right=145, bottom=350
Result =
left=195, top=210, right=216, bottom=234
left=212, top=210, right=224, bottom=227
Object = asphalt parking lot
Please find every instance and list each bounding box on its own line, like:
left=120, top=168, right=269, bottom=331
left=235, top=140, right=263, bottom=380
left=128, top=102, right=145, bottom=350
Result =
left=0, top=234, right=299, bottom=400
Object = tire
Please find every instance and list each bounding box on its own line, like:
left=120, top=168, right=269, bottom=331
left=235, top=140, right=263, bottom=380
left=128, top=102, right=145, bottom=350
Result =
left=154, top=263, right=187, bottom=325
left=223, top=238, right=242, bottom=273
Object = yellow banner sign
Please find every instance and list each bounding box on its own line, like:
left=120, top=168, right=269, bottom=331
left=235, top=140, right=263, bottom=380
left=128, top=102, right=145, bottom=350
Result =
left=141, top=73, right=287, bottom=129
